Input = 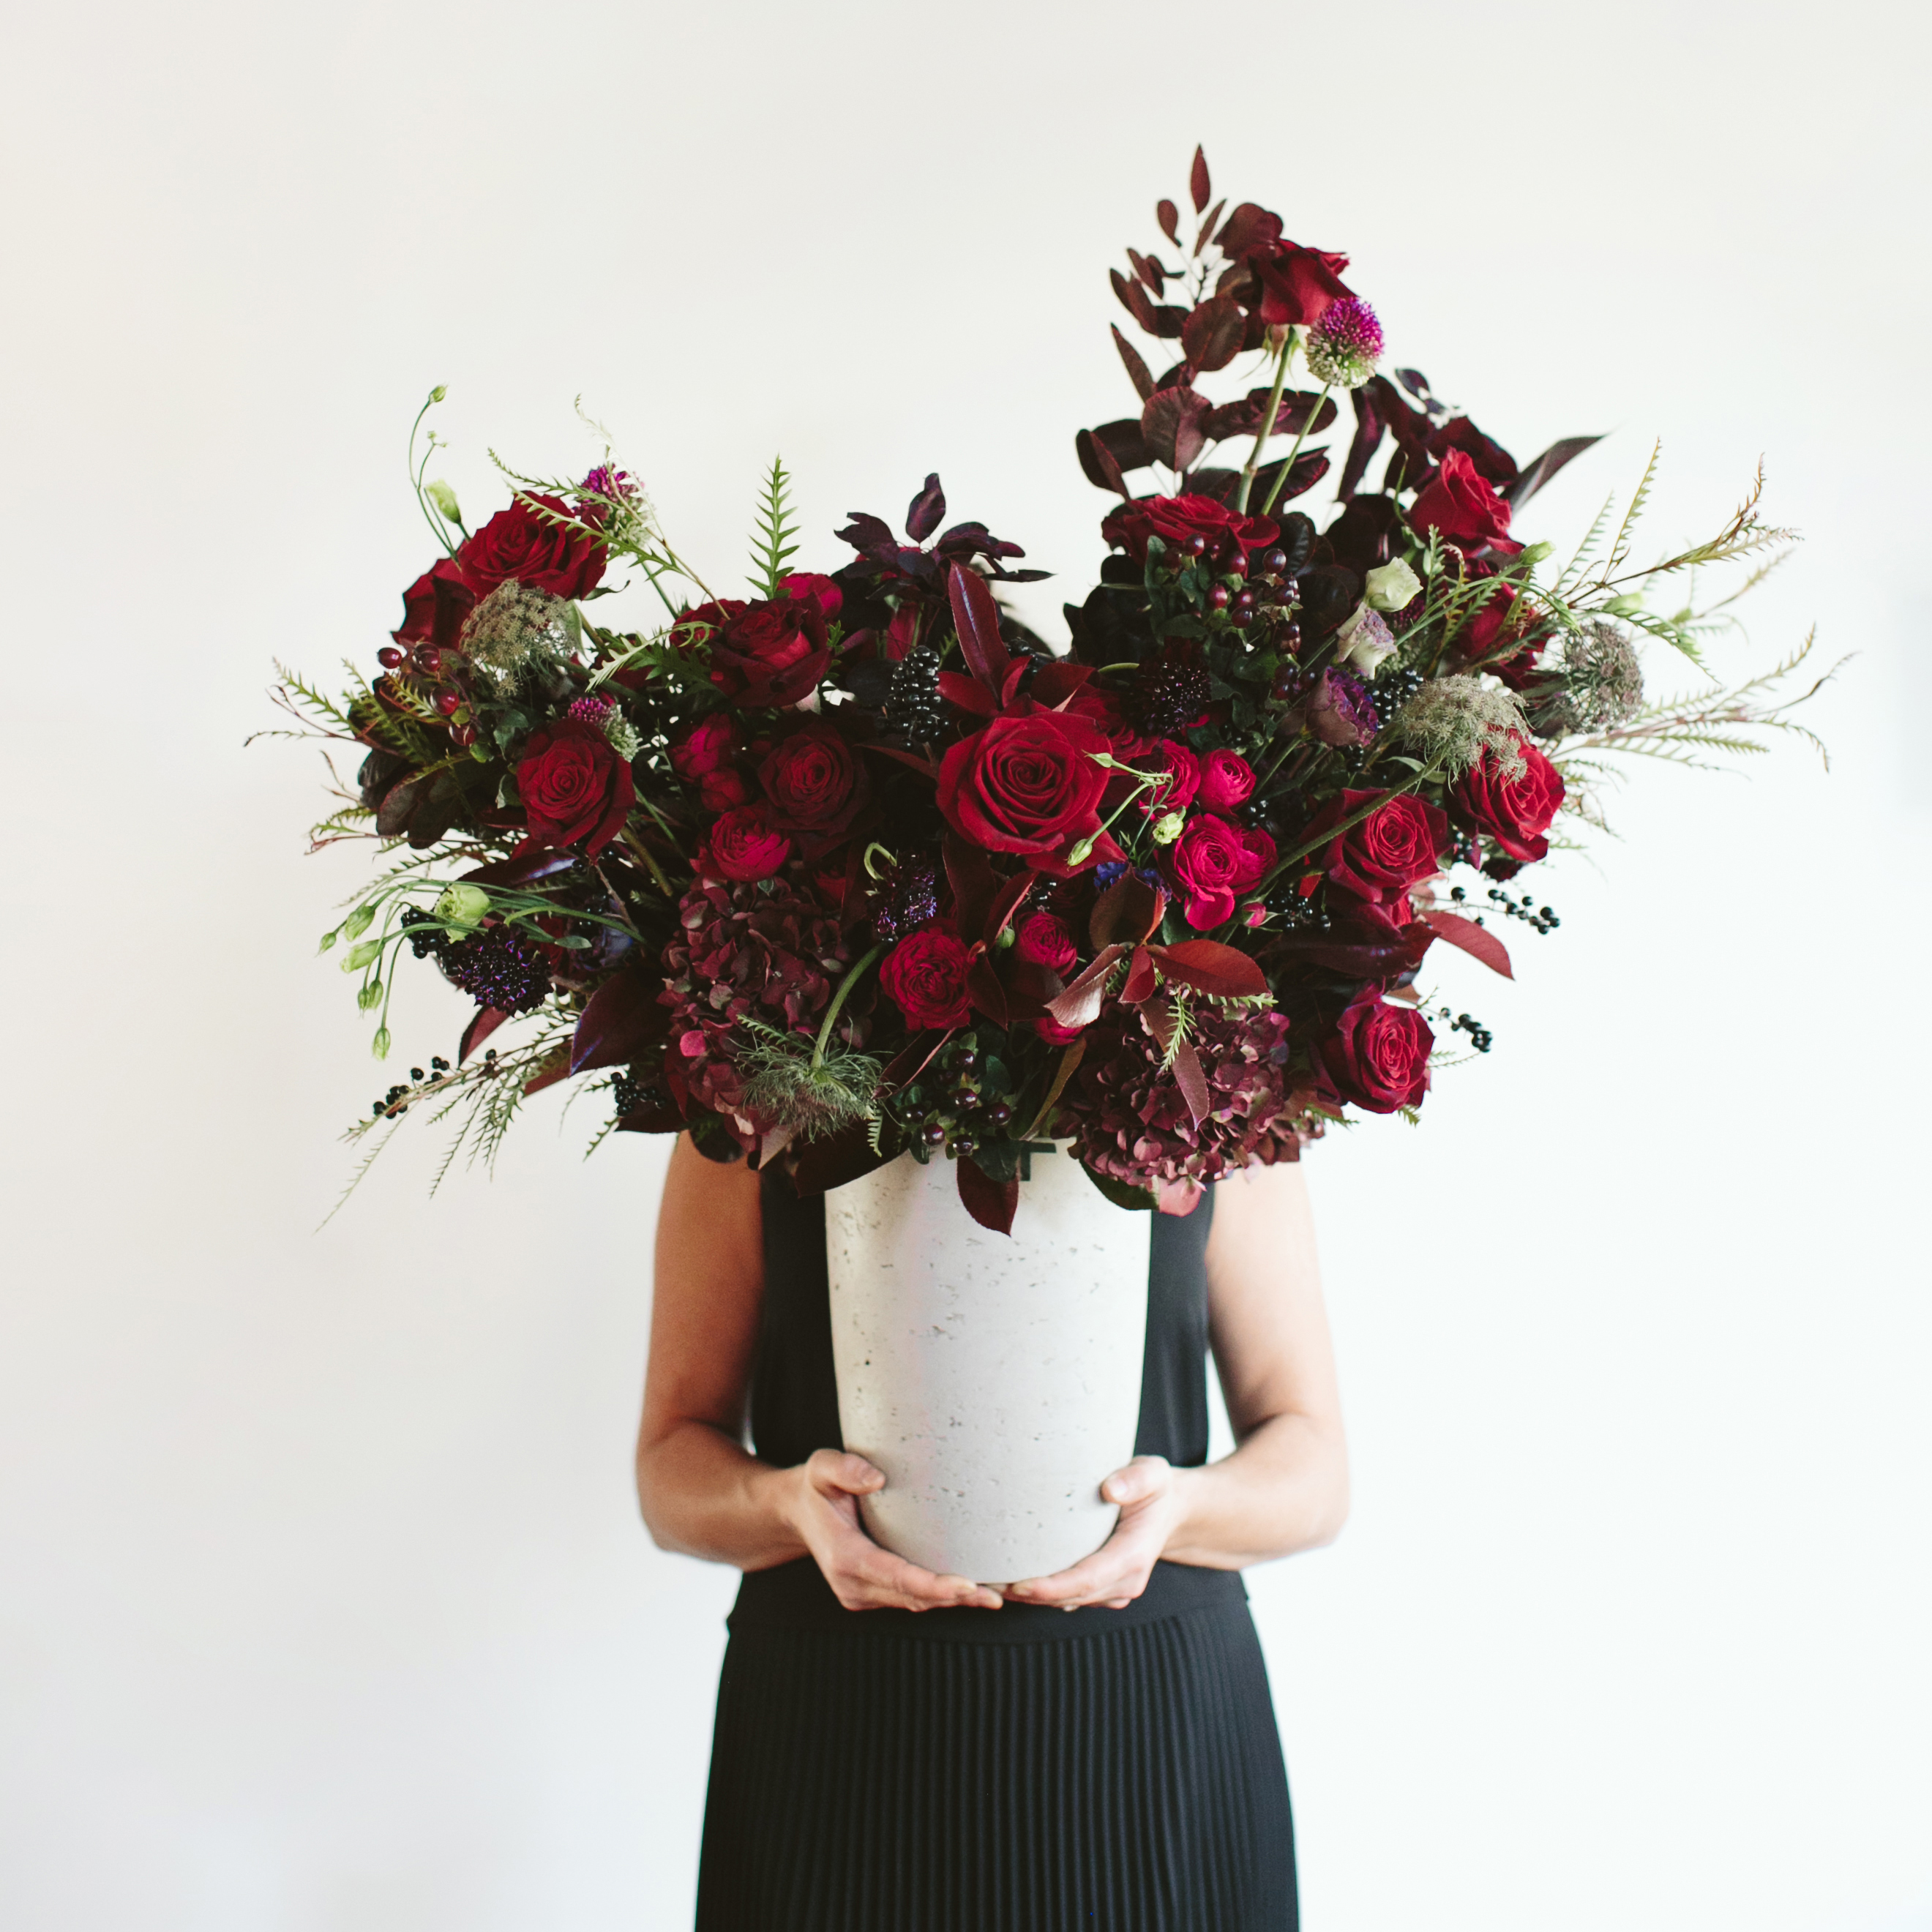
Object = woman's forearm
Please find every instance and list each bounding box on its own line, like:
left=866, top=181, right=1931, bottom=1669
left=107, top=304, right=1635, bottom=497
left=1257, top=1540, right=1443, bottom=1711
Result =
left=1164, top=1412, right=1349, bottom=1569
left=636, top=1421, right=806, bottom=1572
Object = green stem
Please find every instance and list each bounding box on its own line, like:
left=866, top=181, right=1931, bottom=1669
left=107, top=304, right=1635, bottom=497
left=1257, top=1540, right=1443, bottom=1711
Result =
left=1257, top=381, right=1332, bottom=518
left=812, top=945, right=883, bottom=1068
left=1233, top=331, right=1297, bottom=513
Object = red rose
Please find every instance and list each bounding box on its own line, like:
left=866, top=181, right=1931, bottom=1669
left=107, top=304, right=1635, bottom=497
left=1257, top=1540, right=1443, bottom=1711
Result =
left=757, top=723, right=866, bottom=842
left=1197, top=749, right=1257, bottom=814
left=700, top=769, right=748, bottom=811
left=1450, top=738, right=1564, bottom=863
left=1306, top=789, right=1448, bottom=904
left=1166, top=815, right=1276, bottom=930
left=779, top=572, right=843, bottom=618
left=1014, top=910, right=1077, bottom=973
left=880, top=928, right=973, bottom=1030
left=1145, top=740, right=1202, bottom=814
left=1409, top=450, right=1519, bottom=556
left=1101, top=493, right=1280, bottom=568
left=1316, top=988, right=1433, bottom=1114
left=707, top=596, right=831, bottom=708
left=670, top=715, right=735, bottom=780
left=1036, top=1015, right=1086, bottom=1046
left=394, top=556, right=476, bottom=651
left=936, top=705, right=1118, bottom=877
left=457, top=495, right=607, bottom=599
left=1247, top=242, right=1353, bottom=329
left=705, top=805, right=792, bottom=882
left=513, top=716, right=634, bottom=858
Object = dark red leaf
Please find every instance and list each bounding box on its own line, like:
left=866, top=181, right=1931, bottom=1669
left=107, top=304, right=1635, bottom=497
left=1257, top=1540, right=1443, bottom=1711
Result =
left=1251, top=449, right=1331, bottom=505
left=1093, top=417, right=1155, bottom=471
left=1214, top=202, right=1284, bottom=257
left=987, top=868, right=1037, bottom=943
left=1110, top=326, right=1156, bottom=402
left=860, top=742, right=941, bottom=779
left=461, top=849, right=579, bottom=888
left=523, top=1059, right=570, bottom=1098
left=1171, top=1036, right=1210, bottom=1126
left=1338, top=382, right=1386, bottom=500
left=905, top=473, right=946, bottom=542
left=459, top=1006, right=508, bottom=1064
left=1142, top=386, right=1210, bottom=472
left=1120, top=946, right=1159, bottom=1005
left=1151, top=304, right=1188, bottom=339
left=937, top=669, right=997, bottom=716
left=1030, top=659, right=1093, bottom=708
left=790, top=1120, right=891, bottom=1196
left=1047, top=945, right=1128, bottom=1030
left=1188, top=145, right=1210, bottom=214
left=947, top=561, right=1014, bottom=690
left=1193, top=197, right=1226, bottom=257
left=965, top=950, right=1008, bottom=1025
left=1421, top=909, right=1514, bottom=979
left=1076, top=427, right=1130, bottom=498
left=1505, top=435, right=1604, bottom=509
left=569, top=965, right=669, bottom=1074
left=1151, top=939, right=1270, bottom=1000
left=1426, top=413, right=1519, bottom=485
left=1156, top=198, right=1179, bottom=244
left=957, top=1156, right=1018, bottom=1236
left=1127, top=247, right=1164, bottom=296
left=944, top=833, right=998, bottom=943
left=1110, top=268, right=1159, bottom=334
left=1180, top=294, right=1245, bottom=374
left=1090, top=875, right=1165, bottom=949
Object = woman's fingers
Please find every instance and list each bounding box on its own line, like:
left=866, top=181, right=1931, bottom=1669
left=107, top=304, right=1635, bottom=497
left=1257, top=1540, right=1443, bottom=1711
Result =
left=805, top=1448, right=886, bottom=1496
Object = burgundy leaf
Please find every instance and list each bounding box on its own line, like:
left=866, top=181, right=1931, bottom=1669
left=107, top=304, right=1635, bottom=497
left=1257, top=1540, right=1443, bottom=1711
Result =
left=1180, top=294, right=1246, bottom=373
left=1193, top=197, right=1226, bottom=257
left=1142, top=386, right=1210, bottom=472
left=569, top=965, right=668, bottom=1074
left=1171, top=1036, right=1210, bottom=1126
left=937, top=668, right=997, bottom=716
left=790, top=1120, right=891, bottom=1196
left=859, top=742, right=941, bottom=779
left=1120, top=946, right=1159, bottom=1005
left=459, top=1006, right=508, bottom=1064
left=1110, top=268, right=1159, bottom=334
left=523, top=1059, right=571, bottom=1098
left=1110, top=326, right=1156, bottom=402
left=905, top=473, right=946, bottom=542
left=374, top=775, right=423, bottom=839
left=1076, top=427, right=1130, bottom=498
left=987, top=868, right=1037, bottom=943
left=1151, top=939, right=1270, bottom=1000
left=1505, top=435, right=1604, bottom=509
left=1214, top=202, right=1284, bottom=258
left=1156, top=198, right=1180, bottom=244
left=1089, top=874, right=1165, bottom=949
left=1251, top=449, right=1330, bottom=503
left=1151, top=304, right=1188, bottom=339
left=1338, top=382, right=1386, bottom=501
left=834, top=511, right=901, bottom=564
left=944, top=832, right=999, bottom=943
left=957, top=1156, right=1018, bottom=1237
left=1127, top=247, right=1164, bottom=296
left=1047, top=945, right=1128, bottom=1030
left=947, top=561, right=1014, bottom=690
left=1426, top=413, right=1518, bottom=485
left=965, top=950, right=1008, bottom=1025
left=1421, top=909, right=1514, bottom=979
left=1093, top=418, right=1156, bottom=471
left=1029, top=659, right=1093, bottom=707
left=1188, top=146, right=1210, bottom=214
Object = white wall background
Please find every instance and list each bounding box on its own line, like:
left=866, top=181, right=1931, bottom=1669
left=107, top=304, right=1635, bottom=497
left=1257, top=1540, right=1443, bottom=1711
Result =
left=2, top=2, right=1927, bottom=1927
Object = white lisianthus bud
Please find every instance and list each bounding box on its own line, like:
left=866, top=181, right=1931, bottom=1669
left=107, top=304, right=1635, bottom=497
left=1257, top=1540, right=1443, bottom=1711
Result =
left=434, top=883, right=491, bottom=935
left=1364, top=558, right=1421, bottom=612
left=426, top=479, right=463, bottom=525
left=1150, top=811, right=1186, bottom=845
left=1333, top=602, right=1396, bottom=673
left=341, top=938, right=382, bottom=973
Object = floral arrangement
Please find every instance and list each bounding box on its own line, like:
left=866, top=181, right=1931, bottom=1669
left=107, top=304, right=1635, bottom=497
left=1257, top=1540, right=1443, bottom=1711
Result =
left=270, top=150, right=1828, bottom=1230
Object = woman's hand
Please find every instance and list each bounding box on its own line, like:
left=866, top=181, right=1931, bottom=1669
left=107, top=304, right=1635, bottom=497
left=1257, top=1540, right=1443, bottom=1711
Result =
left=1002, top=1456, right=1191, bottom=1611
left=783, top=1450, right=1003, bottom=1614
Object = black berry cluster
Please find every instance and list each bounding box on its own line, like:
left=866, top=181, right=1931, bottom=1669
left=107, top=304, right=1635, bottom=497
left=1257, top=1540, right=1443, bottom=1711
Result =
left=369, top=1056, right=452, bottom=1118
left=886, top=642, right=946, bottom=747
left=1432, top=1006, right=1494, bottom=1052
left=1448, top=884, right=1562, bottom=937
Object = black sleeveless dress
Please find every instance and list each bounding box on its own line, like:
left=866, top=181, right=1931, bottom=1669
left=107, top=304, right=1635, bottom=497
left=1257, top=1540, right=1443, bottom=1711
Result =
left=694, top=1169, right=1298, bottom=1931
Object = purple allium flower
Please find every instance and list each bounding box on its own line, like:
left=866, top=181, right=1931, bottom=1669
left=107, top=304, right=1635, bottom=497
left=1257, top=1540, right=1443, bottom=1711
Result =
left=580, top=465, right=640, bottom=503
left=1305, top=296, right=1384, bottom=389
left=567, top=695, right=615, bottom=724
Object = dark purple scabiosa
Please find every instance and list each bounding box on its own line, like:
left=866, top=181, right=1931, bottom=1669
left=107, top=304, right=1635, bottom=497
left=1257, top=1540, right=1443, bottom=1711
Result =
left=1303, top=296, right=1384, bottom=389
left=439, top=924, right=552, bottom=1014
left=1062, top=1001, right=1302, bottom=1209
left=870, top=858, right=940, bottom=945
left=1130, top=641, right=1212, bottom=738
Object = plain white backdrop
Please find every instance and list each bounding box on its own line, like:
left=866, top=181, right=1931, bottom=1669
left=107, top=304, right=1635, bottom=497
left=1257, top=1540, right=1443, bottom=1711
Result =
left=2, top=1, right=1928, bottom=1927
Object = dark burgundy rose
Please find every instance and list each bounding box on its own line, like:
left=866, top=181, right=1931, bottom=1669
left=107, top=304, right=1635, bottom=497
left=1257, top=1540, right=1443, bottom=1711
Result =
left=704, top=804, right=792, bottom=883
left=1304, top=789, right=1448, bottom=904
left=778, top=571, right=843, bottom=618
left=670, top=715, right=735, bottom=779
left=1014, top=910, right=1077, bottom=974
left=1459, top=583, right=1544, bottom=688
left=513, top=716, right=634, bottom=858
left=937, top=704, right=1118, bottom=877
left=457, top=495, right=607, bottom=599
left=393, top=556, right=476, bottom=651
left=1166, top=815, right=1275, bottom=930
left=1316, top=988, right=1433, bottom=1113
left=1197, top=749, right=1257, bottom=814
left=1101, top=493, right=1280, bottom=568
left=757, top=723, right=866, bottom=839
left=1409, top=450, right=1519, bottom=555
left=707, top=596, right=831, bottom=708
left=1451, top=738, right=1565, bottom=863
left=699, top=769, right=748, bottom=811
left=880, top=928, right=973, bottom=1030
left=1246, top=242, right=1354, bottom=329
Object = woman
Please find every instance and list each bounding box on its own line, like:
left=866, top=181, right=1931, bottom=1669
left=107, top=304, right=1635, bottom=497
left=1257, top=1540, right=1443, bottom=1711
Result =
left=638, top=1134, right=1349, bottom=1931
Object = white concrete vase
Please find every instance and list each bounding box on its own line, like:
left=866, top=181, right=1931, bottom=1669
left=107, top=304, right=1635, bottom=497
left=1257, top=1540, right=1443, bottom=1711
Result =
left=824, top=1145, right=1151, bottom=1584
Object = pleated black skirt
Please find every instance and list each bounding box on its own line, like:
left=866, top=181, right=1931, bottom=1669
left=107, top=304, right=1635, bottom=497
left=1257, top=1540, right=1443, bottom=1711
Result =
left=694, top=1591, right=1298, bottom=1931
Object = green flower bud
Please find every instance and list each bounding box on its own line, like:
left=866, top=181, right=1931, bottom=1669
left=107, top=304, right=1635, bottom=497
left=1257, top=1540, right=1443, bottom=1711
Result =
left=1518, top=540, right=1554, bottom=567
left=1066, top=836, right=1096, bottom=867
left=995, top=925, right=1017, bottom=949
left=1150, top=811, right=1186, bottom=845
left=426, top=479, right=462, bottom=525
left=1604, top=592, right=1644, bottom=616
left=341, top=938, right=381, bottom=973
left=357, top=978, right=383, bottom=1011
left=433, top=883, right=490, bottom=933
left=372, top=1027, right=392, bottom=1060
left=318, top=927, right=340, bottom=953
left=427, top=385, right=447, bottom=403
left=342, top=903, right=375, bottom=940
left=1363, top=557, right=1422, bottom=612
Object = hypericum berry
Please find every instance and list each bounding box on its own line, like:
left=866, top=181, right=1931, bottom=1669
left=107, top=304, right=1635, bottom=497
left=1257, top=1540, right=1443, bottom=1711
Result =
left=921, top=1119, right=947, bottom=1147
left=1183, top=533, right=1208, bottom=558
left=452, top=724, right=480, bottom=749
left=1130, top=641, right=1212, bottom=736
left=436, top=691, right=461, bottom=716
left=885, top=641, right=946, bottom=747
left=986, top=1101, right=1014, bottom=1129
left=413, top=645, right=443, bottom=675
left=1261, top=547, right=1289, bottom=576
left=1208, top=584, right=1231, bottom=612
left=377, top=646, right=405, bottom=670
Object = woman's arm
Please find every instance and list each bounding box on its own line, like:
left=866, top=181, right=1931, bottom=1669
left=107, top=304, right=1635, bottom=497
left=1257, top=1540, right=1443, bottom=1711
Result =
left=635, top=1135, right=1001, bottom=1611
left=1006, top=1158, right=1349, bottom=1609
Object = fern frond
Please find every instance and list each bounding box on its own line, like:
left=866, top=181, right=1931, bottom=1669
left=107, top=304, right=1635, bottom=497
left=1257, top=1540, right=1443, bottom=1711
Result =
left=748, top=457, right=801, bottom=599
left=1603, top=441, right=1660, bottom=579
left=1557, top=490, right=1618, bottom=595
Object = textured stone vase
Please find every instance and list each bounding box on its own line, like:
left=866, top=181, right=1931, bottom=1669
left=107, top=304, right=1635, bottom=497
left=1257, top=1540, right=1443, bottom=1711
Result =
left=824, top=1146, right=1151, bottom=1584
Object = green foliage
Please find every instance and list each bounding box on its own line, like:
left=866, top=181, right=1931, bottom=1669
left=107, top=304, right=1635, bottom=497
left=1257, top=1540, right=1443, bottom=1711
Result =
left=748, top=457, right=801, bottom=599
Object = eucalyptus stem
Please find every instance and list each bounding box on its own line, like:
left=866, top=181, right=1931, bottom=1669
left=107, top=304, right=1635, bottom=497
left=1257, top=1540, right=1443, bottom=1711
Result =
left=812, top=945, right=883, bottom=1068
left=1234, top=330, right=1297, bottom=513
left=1258, top=381, right=1332, bottom=518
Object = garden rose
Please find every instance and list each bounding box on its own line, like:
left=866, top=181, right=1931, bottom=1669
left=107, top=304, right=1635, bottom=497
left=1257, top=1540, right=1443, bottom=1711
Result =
left=1316, top=988, right=1433, bottom=1113
left=1197, top=749, right=1257, bottom=814
left=1166, top=815, right=1276, bottom=930
left=512, top=716, right=633, bottom=858
left=1408, top=449, right=1519, bottom=555
left=706, top=596, right=831, bottom=708
left=1100, top=493, right=1279, bottom=568
left=393, top=556, right=476, bottom=651
left=1451, top=738, right=1565, bottom=862
left=1306, top=789, right=1447, bottom=904
left=778, top=571, right=843, bottom=617
left=704, top=805, right=791, bottom=882
left=1145, top=739, right=1202, bottom=814
left=936, top=705, right=1117, bottom=875
left=880, top=928, right=973, bottom=1030
left=1014, top=910, right=1077, bottom=974
left=670, top=715, right=735, bottom=780
left=457, top=495, right=607, bottom=599
left=757, top=723, right=865, bottom=839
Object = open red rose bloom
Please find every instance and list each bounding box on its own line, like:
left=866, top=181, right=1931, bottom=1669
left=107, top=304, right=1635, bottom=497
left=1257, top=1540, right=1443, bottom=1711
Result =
left=279, top=146, right=1821, bottom=1231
